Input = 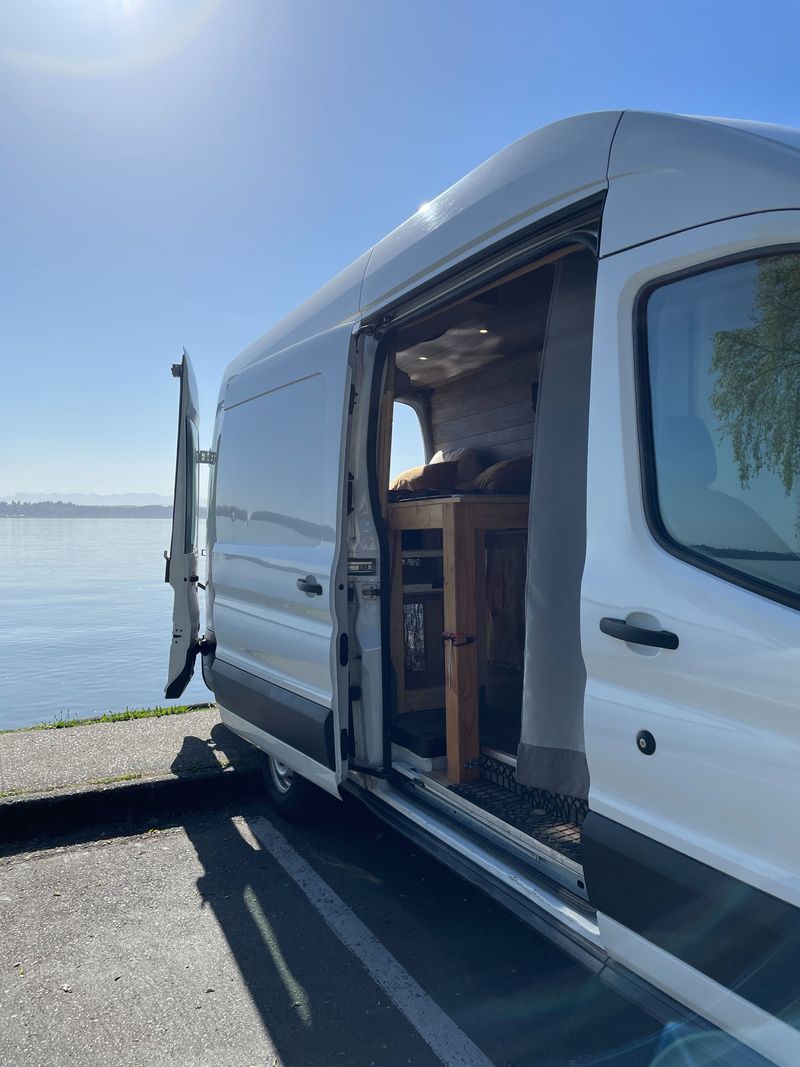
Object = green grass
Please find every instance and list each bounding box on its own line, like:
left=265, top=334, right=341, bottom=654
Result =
left=88, top=772, right=143, bottom=786
left=0, top=702, right=216, bottom=735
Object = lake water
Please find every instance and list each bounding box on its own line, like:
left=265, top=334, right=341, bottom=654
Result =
left=0, top=518, right=211, bottom=729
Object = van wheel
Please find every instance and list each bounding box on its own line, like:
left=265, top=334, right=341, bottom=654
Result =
left=261, top=753, right=323, bottom=822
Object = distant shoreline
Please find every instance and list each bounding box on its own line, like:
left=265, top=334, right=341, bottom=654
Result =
left=0, top=500, right=183, bottom=518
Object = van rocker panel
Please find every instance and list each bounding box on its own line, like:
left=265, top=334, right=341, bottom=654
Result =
left=210, top=657, right=336, bottom=770
left=582, top=812, right=800, bottom=1024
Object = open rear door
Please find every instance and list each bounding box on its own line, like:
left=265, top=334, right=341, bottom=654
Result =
left=209, top=322, right=358, bottom=797
left=165, top=350, right=201, bottom=698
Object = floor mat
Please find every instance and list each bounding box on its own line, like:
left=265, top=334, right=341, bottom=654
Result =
left=450, top=754, right=585, bottom=864
left=450, top=779, right=582, bottom=863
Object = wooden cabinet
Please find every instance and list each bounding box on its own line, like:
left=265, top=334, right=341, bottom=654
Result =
left=388, top=495, right=528, bottom=782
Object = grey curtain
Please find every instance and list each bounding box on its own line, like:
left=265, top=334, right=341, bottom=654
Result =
left=516, top=249, right=597, bottom=799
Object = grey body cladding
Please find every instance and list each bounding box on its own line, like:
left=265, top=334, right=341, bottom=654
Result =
left=210, top=657, right=336, bottom=770
left=582, top=813, right=800, bottom=1026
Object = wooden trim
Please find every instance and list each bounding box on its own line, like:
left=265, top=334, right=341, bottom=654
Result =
left=442, top=501, right=479, bottom=782
left=387, top=499, right=445, bottom=530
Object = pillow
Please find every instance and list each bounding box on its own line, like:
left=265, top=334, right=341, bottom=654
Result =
left=390, top=460, right=460, bottom=492
left=430, top=447, right=484, bottom=485
left=469, top=455, right=532, bottom=494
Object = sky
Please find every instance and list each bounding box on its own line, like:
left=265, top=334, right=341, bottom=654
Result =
left=2, top=0, right=800, bottom=498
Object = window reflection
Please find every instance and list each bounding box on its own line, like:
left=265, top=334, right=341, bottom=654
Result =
left=646, top=254, right=800, bottom=599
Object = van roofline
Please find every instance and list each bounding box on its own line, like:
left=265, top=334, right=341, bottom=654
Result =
left=222, top=109, right=800, bottom=387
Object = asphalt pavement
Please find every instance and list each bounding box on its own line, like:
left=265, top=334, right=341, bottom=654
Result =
left=1, top=784, right=727, bottom=1067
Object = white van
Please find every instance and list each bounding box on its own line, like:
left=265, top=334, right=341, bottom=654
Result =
left=165, top=111, right=800, bottom=1065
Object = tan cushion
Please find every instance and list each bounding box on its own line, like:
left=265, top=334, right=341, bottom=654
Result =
left=469, top=455, right=532, bottom=494
left=430, top=447, right=484, bottom=485
left=390, top=460, right=460, bottom=492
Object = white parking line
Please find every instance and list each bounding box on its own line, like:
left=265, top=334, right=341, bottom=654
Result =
left=243, top=815, right=495, bottom=1067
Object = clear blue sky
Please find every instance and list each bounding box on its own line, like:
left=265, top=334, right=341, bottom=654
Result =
left=2, top=0, right=799, bottom=497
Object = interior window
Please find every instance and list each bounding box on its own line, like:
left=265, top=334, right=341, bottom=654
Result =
left=644, top=253, right=800, bottom=601
left=390, top=401, right=426, bottom=482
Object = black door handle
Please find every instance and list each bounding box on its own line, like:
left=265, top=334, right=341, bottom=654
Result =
left=599, top=617, right=679, bottom=650
left=297, top=575, right=323, bottom=597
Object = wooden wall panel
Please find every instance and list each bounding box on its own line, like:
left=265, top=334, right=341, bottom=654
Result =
left=429, top=349, right=538, bottom=463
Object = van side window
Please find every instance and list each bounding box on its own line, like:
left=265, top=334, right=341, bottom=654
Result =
left=215, top=374, right=327, bottom=547
left=642, top=253, right=800, bottom=603
left=390, top=401, right=427, bottom=482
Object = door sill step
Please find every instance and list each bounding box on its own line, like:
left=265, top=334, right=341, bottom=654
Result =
left=391, top=760, right=587, bottom=902
left=351, top=772, right=603, bottom=964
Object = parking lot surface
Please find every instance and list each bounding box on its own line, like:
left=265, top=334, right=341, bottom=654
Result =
left=1, top=788, right=729, bottom=1066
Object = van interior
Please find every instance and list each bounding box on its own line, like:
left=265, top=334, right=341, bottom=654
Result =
left=377, top=246, right=593, bottom=869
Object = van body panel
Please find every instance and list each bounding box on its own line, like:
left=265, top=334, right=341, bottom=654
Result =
left=219, top=703, right=336, bottom=794
left=211, top=657, right=334, bottom=768
left=603, top=112, right=800, bottom=256
left=360, top=111, right=621, bottom=318
left=208, top=322, right=356, bottom=794
left=598, top=915, right=800, bottom=1067
left=584, top=813, right=800, bottom=1023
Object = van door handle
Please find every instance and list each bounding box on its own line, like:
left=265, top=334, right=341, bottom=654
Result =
left=599, top=617, right=679, bottom=650
left=297, top=575, right=323, bottom=597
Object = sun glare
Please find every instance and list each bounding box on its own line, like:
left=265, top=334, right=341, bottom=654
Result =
left=0, top=0, right=221, bottom=76
left=114, top=0, right=150, bottom=17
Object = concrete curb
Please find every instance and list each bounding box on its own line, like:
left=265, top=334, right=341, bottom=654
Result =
left=0, top=765, right=262, bottom=851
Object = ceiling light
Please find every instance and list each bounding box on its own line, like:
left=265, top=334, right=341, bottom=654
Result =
left=418, top=356, right=428, bottom=361
left=479, top=328, right=488, bottom=334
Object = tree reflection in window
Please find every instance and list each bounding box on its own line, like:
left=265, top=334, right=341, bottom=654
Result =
left=711, top=255, right=800, bottom=496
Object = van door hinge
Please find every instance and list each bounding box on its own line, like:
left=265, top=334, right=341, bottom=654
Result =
left=348, top=384, right=358, bottom=413
left=198, top=450, right=216, bottom=465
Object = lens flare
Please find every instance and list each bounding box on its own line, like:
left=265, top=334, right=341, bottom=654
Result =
left=0, top=0, right=221, bottom=76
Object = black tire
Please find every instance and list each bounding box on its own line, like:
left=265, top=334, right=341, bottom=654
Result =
left=260, top=752, right=324, bottom=822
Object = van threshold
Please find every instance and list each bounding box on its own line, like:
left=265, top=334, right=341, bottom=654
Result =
left=391, top=760, right=586, bottom=900
left=347, top=772, right=603, bottom=965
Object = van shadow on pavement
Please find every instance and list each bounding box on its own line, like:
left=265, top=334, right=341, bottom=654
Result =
left=168, top=729, right=738, bottom=1067
left=170, top=729, right=440, bottom=1067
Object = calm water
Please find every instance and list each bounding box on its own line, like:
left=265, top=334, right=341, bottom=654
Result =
left=0, top=518, right=211, bottom=729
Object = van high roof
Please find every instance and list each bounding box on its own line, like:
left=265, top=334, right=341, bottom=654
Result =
left=224, top=110, right=800, bottom=384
